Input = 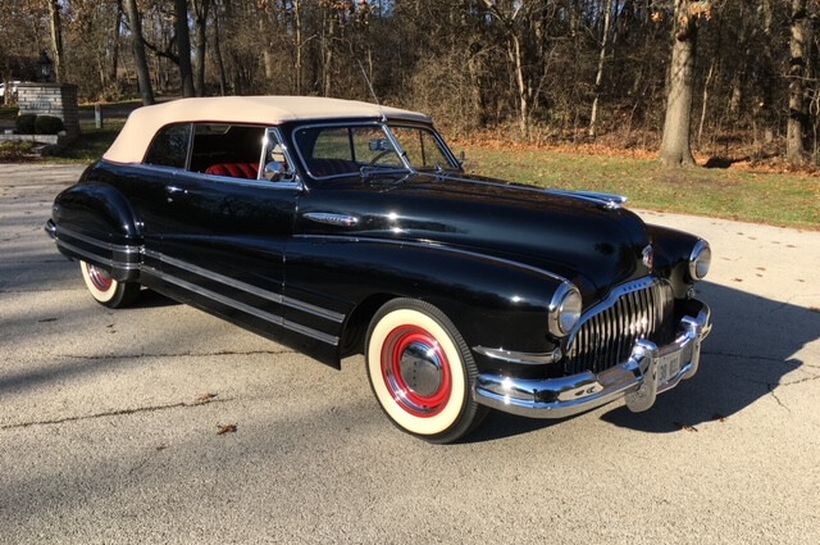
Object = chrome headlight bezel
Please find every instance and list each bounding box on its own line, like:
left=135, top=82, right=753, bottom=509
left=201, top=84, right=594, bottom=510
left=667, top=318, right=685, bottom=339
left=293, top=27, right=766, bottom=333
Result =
left=548, top=282, right=583, bottom=337
left=688, top=239, right=711, bottom=281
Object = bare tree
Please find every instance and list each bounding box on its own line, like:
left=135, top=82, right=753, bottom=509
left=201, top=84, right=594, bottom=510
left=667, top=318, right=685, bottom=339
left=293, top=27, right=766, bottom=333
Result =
left=660, top=1, right=712, bottom=167
left=787, top=0, right=810, bottom=166
left=123, top=0, right=155, bottom=105
left=46, top=0, right=65, bottom=82
left=175, top=0, right=195, bottom=97
left=192, top=0, right=210, bottom=96
left=589, top=0, right=614, bottom=138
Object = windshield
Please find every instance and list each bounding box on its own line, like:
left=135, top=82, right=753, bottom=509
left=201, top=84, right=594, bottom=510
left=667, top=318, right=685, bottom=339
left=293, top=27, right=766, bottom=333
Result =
left=293, top=123, right=458, bottom=179
left=390, top=125, right=457, bottom=172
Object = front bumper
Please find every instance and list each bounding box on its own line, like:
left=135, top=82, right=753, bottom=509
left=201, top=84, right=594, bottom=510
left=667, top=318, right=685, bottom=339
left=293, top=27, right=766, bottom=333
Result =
left=473, top=302, right=711, bottom=419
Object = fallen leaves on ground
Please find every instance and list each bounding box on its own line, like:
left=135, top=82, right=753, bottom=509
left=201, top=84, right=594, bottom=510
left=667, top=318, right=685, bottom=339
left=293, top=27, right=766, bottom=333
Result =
left=674, top=421, right=699, bottom=432
left=194, top=392, right=218, bottom=405
left=217, top=424, right=237, bottom=435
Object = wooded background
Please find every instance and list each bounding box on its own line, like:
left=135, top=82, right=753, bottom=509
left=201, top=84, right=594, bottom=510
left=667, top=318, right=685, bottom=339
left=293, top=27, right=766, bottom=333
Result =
left=1, top=1, right=818, bottom=167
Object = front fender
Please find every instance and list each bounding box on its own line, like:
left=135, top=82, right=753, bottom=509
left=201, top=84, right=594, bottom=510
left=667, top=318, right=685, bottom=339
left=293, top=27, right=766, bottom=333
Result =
left=647, top=223, right=701, bottom=298
left=285, top=236, right=568, bottom=368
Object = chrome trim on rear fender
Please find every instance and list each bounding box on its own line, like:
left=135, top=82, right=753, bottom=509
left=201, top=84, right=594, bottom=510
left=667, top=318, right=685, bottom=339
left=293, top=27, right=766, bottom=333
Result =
left=472, top=302, right=711, bottom=419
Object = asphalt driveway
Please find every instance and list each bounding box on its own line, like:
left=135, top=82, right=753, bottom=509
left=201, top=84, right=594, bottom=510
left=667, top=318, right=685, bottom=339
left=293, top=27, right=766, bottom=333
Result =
left=1, top=163, right=818, bottom=544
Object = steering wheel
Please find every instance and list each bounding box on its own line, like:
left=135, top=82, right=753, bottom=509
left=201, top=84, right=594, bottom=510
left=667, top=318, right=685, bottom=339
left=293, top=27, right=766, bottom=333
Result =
left=368, top=150, right=394, bottom=166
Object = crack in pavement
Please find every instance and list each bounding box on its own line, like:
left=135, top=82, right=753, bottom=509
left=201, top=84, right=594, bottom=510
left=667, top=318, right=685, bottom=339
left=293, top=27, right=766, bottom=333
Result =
left=767, top=384, right=791, bottom=413
left=59, top=349, right=297, bottom=360
left=0, top=397, right=233, bottom=431
left=702, top=350, right=798, bottom=364
left=778, top=374, right=820, bottom=387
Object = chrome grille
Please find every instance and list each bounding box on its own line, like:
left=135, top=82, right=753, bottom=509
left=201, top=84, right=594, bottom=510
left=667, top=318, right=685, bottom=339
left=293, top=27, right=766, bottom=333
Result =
left=563, top=277, right=674, bottom=375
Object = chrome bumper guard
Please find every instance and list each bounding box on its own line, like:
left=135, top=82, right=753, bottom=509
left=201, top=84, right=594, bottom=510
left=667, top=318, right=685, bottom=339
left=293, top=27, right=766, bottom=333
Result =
left=473, top=303, right=712, bottom=419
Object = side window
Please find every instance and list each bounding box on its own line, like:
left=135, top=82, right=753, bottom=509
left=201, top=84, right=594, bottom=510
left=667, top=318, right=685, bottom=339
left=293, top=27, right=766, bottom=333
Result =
left=189, top=124, right=266, bottom=180
left=144, top=124, right=190, bottom=168
left=294, top=125, right=404, bottom=178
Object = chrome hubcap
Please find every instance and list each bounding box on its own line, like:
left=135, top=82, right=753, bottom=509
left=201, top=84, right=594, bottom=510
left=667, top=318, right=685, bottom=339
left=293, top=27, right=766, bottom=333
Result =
left=87, top=264, right=113, bottom=291
left=399, top=341, right=445, bottom=397
left=380, top=325, right=452, bottom=417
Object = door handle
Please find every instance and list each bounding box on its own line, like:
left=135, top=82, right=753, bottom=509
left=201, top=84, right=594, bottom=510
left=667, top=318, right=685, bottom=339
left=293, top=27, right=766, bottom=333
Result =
left=165, top=185, right=187, bottom=203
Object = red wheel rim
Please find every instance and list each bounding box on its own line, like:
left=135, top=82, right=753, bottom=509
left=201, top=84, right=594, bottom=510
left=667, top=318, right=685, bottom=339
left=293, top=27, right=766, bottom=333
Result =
left=87, top=264, right=113, bottom=291
left=380, top=324, right=452, bottom=417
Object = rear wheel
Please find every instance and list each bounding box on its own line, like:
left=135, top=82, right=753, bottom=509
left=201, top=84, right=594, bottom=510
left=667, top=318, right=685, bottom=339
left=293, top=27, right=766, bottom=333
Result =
left=365, top=298, right=486, bottom=443
left=79, top=260, right=140, bottom=308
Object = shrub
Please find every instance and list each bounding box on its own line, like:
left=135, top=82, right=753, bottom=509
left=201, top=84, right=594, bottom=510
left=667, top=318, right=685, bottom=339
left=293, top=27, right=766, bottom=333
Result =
left=0, top=140, right=37, bottom=161
left=34, top=115, right=65, bottom=135
left=15, top=113, right=36, bottom=134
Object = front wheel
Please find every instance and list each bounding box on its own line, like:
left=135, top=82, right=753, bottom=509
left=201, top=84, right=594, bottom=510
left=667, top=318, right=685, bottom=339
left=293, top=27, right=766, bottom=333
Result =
left=365, top=298, right=486, bottom=443
left=79, top=261, right=140, bottom=308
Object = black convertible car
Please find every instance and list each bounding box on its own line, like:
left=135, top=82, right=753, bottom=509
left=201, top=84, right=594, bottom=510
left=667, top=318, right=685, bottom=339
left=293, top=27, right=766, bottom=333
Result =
left=46, top=96, right=712, bottom=442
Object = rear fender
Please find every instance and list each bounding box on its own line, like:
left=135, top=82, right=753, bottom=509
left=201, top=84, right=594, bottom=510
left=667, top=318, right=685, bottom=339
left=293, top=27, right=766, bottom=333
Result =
left=50, top=180, right=142, bottom=281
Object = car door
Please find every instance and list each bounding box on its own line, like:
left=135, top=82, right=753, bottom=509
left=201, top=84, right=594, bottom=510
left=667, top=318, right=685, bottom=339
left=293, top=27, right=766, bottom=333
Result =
left=143, top=125, right=307, bottom=344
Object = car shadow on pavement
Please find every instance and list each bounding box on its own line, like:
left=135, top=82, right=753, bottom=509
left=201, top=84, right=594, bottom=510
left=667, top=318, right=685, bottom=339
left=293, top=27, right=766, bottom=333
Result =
left=467, top=281, right=819, bottom=441
left=130, top=288, right=180, bottom=309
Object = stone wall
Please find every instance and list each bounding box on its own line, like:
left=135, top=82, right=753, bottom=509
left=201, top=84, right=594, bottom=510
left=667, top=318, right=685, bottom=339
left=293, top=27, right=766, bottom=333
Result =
left=16, top=83, right=80, bottom=136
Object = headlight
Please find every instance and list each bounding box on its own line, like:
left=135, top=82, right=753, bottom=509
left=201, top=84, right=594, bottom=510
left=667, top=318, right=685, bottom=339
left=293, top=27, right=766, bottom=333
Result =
left=548, top=283, right=583, bottom=337
left=688, top=240, right=711, bottom=280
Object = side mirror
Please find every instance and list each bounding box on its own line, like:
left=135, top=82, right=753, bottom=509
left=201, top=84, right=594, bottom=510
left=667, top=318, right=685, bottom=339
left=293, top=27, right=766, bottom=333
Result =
left=368, top=139, right=391, bottom=152
left=263, top=160, right=293, bottom=182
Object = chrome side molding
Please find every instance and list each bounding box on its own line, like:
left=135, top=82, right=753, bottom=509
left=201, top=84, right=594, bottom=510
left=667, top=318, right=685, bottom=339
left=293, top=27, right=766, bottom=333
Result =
left=303, top=212, right=360, bottom=227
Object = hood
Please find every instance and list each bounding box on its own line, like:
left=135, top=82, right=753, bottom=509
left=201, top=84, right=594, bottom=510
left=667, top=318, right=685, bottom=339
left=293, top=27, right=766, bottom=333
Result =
left=296, top=172, right=652, bottom=301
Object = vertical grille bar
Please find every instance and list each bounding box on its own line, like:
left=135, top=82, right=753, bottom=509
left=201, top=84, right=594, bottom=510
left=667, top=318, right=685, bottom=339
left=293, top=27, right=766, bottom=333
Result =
left=564, top=278, right=674, bottom=375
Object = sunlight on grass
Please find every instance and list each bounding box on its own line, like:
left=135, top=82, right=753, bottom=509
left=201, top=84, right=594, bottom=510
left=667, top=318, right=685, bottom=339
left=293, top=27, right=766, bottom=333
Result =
left=465, top=147, right=819, bottom=229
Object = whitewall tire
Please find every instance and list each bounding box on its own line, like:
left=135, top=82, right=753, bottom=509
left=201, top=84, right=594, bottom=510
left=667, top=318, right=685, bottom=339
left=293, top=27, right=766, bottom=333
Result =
left=365, top=298, right=485, bottom=443
left=79, top=260, right=140, bottom=308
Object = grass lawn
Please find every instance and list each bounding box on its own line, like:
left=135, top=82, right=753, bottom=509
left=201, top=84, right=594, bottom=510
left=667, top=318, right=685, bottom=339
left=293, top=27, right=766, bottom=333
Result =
left=45, top=121, right=125, bottom=163
left=462, top=146, right=820, bottom=230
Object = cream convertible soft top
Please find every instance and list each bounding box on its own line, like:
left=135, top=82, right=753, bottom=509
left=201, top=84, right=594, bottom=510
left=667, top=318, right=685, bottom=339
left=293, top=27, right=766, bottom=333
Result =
left=103, top=96, right=432, bottom=164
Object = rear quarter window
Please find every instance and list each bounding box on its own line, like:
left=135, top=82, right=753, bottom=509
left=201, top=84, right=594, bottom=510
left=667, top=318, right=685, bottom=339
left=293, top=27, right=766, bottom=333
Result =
left=144, top=124, right=190, bottom=168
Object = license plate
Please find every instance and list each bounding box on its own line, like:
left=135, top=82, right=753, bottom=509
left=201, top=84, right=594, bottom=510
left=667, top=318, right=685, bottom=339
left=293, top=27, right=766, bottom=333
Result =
left=656, top=350, right=682, bottom=385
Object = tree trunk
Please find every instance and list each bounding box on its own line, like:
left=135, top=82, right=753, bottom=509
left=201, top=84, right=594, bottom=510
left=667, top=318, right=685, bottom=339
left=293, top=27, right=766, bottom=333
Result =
left=294, top=0, right=302, bottom=95
left=109, top=2, right=122, bottom=87
left=258, top=1, right=273, bottom=81
left=321, top=8, right=334, bottom=96
left=660, top=0, right=697, bottom=167
left=698, top=58, right=715, bottom=146
left=511, top=34, right=529, bottom=137
left=175, top=0, right=195, bottom=97
left=589, top=0, right=613, bottom=138
left=787, top=0, right=809, bottom=166
left=47, top=0, right=65, bottom=82
left=192, top=0, right=210, bottom=96
left=123, top=0, right=155, bottom=105
left=213, top=4, right=228, bottom=96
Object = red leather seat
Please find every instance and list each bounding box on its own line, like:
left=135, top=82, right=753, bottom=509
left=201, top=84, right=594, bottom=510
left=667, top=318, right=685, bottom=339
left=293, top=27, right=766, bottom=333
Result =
left=204, top=163, right=259, bottom=179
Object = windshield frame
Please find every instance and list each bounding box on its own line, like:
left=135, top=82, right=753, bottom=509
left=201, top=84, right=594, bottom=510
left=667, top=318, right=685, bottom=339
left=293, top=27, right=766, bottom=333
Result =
left=290, top=119, right=461, bottom=181
left=387, top=121, right=461, bottom=173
